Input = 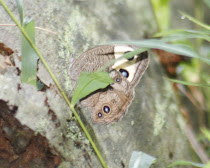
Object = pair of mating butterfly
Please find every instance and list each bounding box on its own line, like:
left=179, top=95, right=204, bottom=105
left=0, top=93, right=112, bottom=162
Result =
left=69, top=45, right=149, bottom=124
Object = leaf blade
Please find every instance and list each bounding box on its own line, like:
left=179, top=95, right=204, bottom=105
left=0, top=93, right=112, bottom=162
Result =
left=168, top=160, right=205, bottom=168
left=150, top=0, right=171, bottom=31
left=71, top=71, right=113, bottom=106
left=201, top=128, right=210, bottom=141
left=20, top=20, right=38, bottom=87
left=153, top=29, right=210, bottom=42
left=108, top=40, right=210, bottom=64
left=164, top=77, right=210, bottom=88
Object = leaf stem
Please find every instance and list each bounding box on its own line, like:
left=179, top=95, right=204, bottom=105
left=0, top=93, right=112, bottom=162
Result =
left=0, top=1, right=107, bottom=167
left=179, top=11, right=210, bottom=31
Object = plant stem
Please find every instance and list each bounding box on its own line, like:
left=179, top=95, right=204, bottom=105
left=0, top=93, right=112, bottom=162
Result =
left=179, top=11, right=210, bottom=31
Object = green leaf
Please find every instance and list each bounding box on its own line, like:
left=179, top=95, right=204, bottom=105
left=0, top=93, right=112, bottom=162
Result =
left=71, top=71, right=113, bottom=106
left=153, top=29, right=210, bottom=42
left=180, top=11, right=210, bottom=31
left=129, top=151, right=156, bottom=168
left=150, top=0, right=171, bottom=31
left=203, top=0, right=210, bottom=8
left=179, top=58, right=201, bottom=83
left=16, top=0, right=23, bottom=25
left=154, top=29, right=210, bottom=37
left=20, top=20, right=38, bottom=87
left=204, top=162, right=210, bottom=168
left=168, top=160, right=205, bottom=168
left=164, top=77, right=210, bottom=88
left=201, top=128, right=210, bottom=141
left=109, top=40, right=210, bottom=64
left=133, top=40, right=202, bottom=60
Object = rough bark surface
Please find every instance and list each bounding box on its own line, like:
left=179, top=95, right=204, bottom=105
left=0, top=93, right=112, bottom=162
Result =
left=0, top=0, right=192, bottom=168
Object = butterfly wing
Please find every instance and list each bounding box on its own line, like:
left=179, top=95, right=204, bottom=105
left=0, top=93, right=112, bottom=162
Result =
left=69, top=45, right=149, bottom=124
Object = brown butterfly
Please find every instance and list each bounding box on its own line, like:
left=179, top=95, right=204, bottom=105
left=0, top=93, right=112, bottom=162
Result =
left=69, top=45, right=149, bottom=124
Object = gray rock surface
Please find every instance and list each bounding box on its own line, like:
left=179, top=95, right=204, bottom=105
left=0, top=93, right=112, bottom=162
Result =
left=0, top=0, right=192, bottom=167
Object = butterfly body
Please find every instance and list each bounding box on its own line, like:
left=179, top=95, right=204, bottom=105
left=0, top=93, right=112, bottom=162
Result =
left=69, top=45, right=149, bottom=124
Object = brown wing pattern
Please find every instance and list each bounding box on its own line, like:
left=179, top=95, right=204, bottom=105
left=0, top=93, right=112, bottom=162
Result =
left=69, top=45, right=149, bottom=124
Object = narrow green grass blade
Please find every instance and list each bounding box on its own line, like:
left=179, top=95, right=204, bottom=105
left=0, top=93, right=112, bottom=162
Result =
left=180, top=11, right=210, bottom=30
left=71, top=71, right=113, bottom=106
left=108, top=40, right=210, bottom=65
left=20, top=19, right=38, bottom=87
left=16, top=0, right=23, bottom=25
left=154, top=29, right=210, bottom=37
left=168, top=160, right=204, bottom=167
left=132, top=40, right=201, bottom=60
left=153, top=29, right=210, bottom=42
left=164, top=77, right=210, bottom=88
